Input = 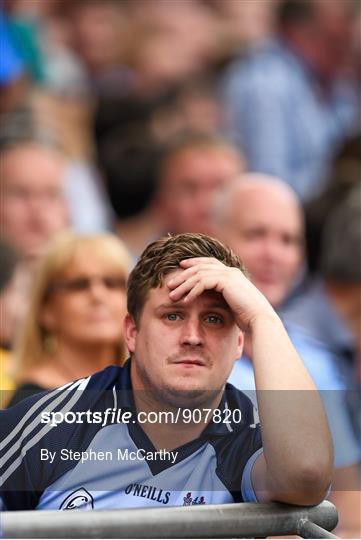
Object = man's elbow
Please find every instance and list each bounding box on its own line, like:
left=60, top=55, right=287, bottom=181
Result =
left=283, top=458, right=333, bottom=506
left=296, top=462, right=332, bottom=505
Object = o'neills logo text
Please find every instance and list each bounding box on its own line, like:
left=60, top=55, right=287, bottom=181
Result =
left=125, top=483, right=170, bottom=504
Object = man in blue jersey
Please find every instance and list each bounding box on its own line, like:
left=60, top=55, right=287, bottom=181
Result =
left=1, top=233, right=332, bottom=511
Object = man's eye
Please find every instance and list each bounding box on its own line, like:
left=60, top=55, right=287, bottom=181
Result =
left=282, top=234, right=301, bottom=247
left=205, top=315, right=223, bottom=324
left=243, top=229, right=264, bottom=240
left=165, top=313, right=180, bottom=321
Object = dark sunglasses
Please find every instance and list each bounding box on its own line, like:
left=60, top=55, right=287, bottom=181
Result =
left=46, top=275, right=126, bottom=295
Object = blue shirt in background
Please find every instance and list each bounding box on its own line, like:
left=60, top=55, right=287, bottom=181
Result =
left=228, top=325, right=361, bottom=469
left=222, top=40, right=358, bottom=201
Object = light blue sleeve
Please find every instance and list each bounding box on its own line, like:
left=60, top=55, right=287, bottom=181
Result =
left=321, top=389, right=361, bottom=468
left=240, top=447, right=263, bottom=502
left=223, top=58, right=293, bottom=184
left=290, top=331, right=361, bottom=468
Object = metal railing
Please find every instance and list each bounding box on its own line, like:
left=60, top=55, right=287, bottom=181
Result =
left=1, top=500, right=338, bottom=538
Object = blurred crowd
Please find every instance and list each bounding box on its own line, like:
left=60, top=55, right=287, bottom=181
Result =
left=0, top=0, right=360, bottom=536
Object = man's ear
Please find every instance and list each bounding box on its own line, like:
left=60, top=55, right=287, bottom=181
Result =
left=124, top=314, right=138, bottom=353
left=235, top=330, right=244, bottom=359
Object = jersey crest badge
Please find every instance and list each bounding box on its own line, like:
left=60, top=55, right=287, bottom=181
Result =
left=59, top=488, right=94, bottom=510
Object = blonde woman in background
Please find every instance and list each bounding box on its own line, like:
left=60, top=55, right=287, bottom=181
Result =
left=8, top=233, right=131, bottom=407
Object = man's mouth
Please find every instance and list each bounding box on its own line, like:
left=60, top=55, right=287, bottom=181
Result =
left=173, top=358, right=206, bottom=367
left=256, top=274, right=279, bottom=284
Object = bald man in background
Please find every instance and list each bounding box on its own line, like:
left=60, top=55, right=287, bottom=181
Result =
left=213, top=173, right=303, bottom=309
left=212, top=174, right=360, bottom=537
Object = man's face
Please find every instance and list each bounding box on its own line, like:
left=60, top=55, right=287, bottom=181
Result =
left=313, top=0, right=353, bottom=78
left=0, top=145, right=68, bottom=258
left=158, top=146, right=242, bottom=235
left=220, top=187, right=303, bottom=308
left=291, top=1, right=353, bottom=80
left=125, top=269, right=243, bottom=408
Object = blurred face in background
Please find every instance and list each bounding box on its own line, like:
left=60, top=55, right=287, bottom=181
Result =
left=312, top=0, right=354, bottom=78
left=71, top=1, right=129, bottom=74
left=0, top=144, right=68, bottom=259
left=158, top=144, right=244, bottom=236
left=283, top=0, right=354, bottom=81
left=41, top=249, right=127, bottom=348
left=129, top=0, right=219, bottom=93
left=210, top=0, right=275, bottom=47
left=216, top=179, right=303, bottom=308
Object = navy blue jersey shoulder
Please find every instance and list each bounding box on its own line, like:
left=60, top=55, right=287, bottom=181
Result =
left=0, top=366, right=122, bottom=510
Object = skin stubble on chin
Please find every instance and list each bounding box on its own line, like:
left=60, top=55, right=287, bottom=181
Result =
left=134, top=351, right=223, bottom=411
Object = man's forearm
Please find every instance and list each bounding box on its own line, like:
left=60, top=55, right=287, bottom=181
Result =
left=250, top=312, right=333, bottom=503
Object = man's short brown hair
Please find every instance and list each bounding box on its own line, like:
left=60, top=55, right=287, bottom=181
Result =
left=127, top=232, right=246, bottom=325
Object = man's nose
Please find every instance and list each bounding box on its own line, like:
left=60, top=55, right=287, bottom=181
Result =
left=262, top=237, right=285, bottom=262
left=180, top=318, right=204, bottom=347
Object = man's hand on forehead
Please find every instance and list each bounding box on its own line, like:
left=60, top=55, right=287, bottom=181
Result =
left=167, top=258, right=231, bottom=303
left=166, top=257, right=274, bottom=332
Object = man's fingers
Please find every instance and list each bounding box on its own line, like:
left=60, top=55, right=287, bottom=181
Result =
left=167, top=257, right=231, bottom=303
left=182, top=281, right=207, bottom=304
left=170, top=273, right=226, bottom=303
left=169, top=274, right=201, bottom=301
left=167, top=267, right=196, bottom=289
left=168, top=261, right=222, bottom=290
